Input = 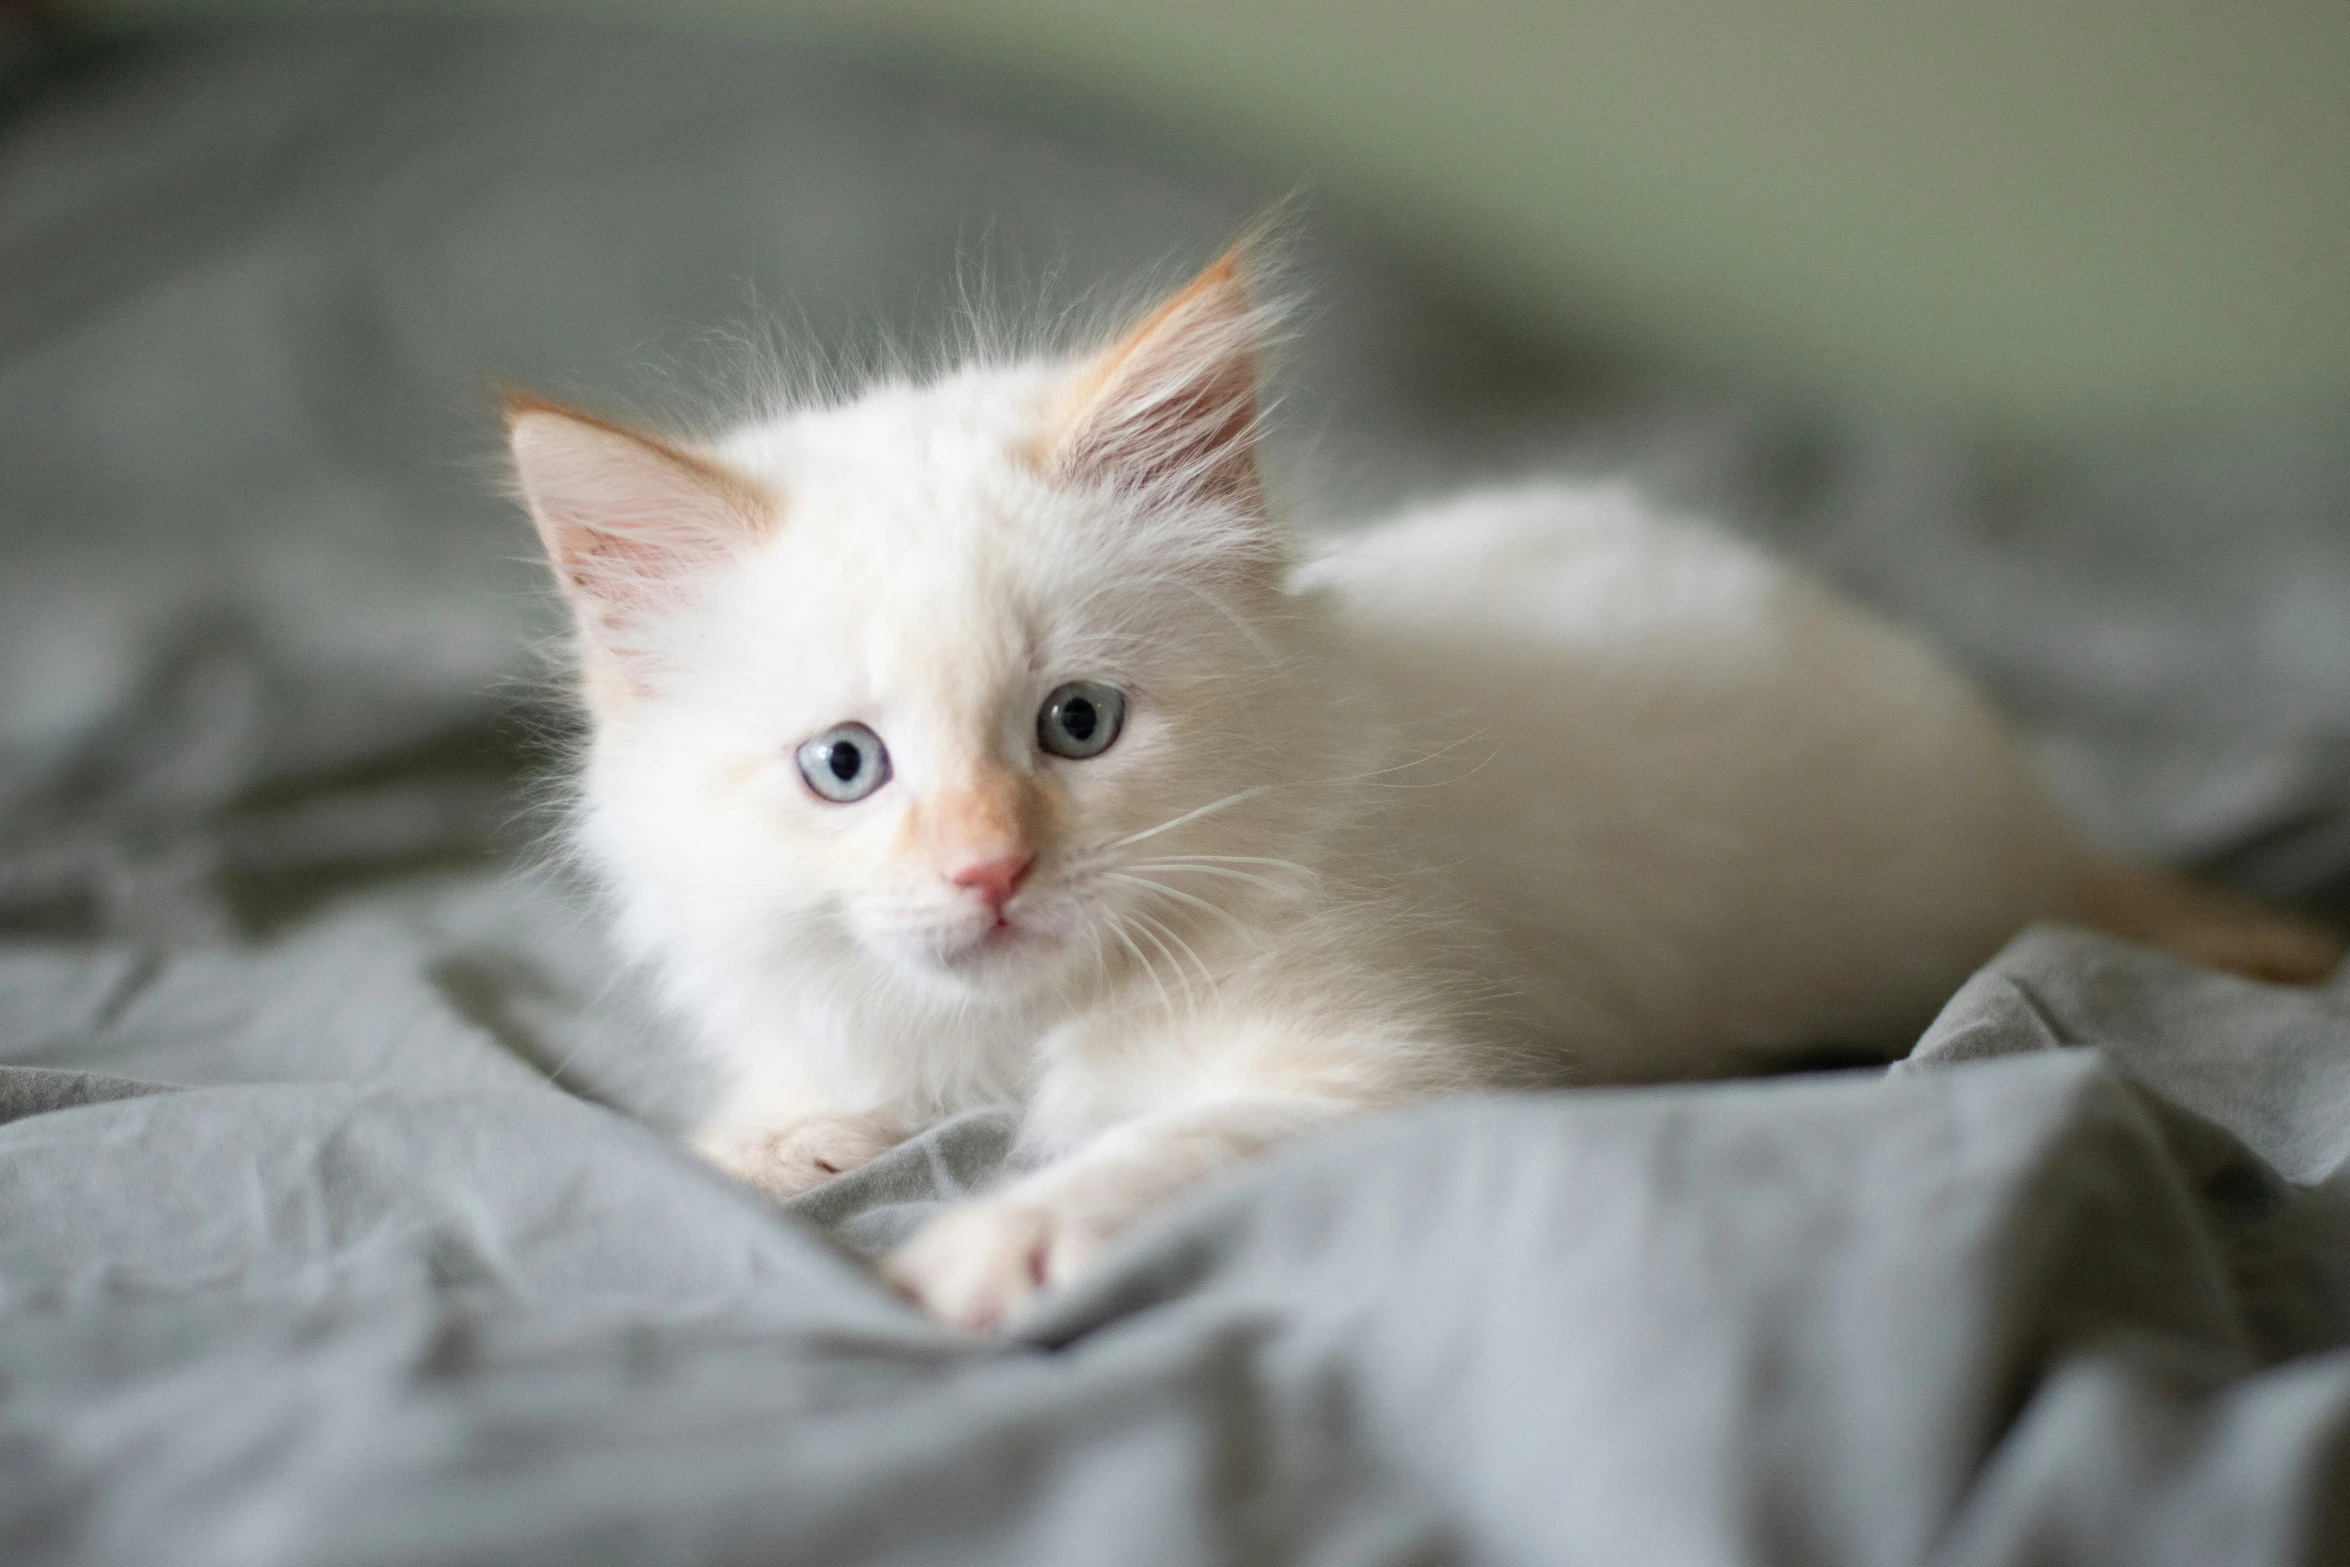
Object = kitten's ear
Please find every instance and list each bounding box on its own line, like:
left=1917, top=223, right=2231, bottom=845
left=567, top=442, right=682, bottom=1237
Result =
left=1040, top=248, right=1265, bottom=504
left=504, top=393, right=771, bottom=651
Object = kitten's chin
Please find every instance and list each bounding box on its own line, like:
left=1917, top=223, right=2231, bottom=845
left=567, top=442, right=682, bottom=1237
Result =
left=872, top=917, right=1082, bottom=1000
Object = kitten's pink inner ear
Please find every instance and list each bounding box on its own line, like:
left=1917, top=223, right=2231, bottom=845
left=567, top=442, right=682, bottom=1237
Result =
left=504, top=394, right=772, bottom=628
left=1040, top=248, right=1262, bottom=501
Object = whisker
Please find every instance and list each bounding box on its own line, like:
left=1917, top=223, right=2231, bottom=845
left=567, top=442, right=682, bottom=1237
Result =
left=1105, top=915, right=1176, bottom=1017
left=1070, top=571, right=1291, bottom=670
left=1127, top=906, right=1216, bottom=999
left=1107, top=871, right=1258, bottom=943
left=1163, top=576, right=1287, bottom=669
left=1105, top=786, right=1274, bottom=851
left=1328, top=728, right=1495, bottom=786
left=1125, top=861, right=1293, bottom=898
left=1128, top=852, right=1315, bottom=877
left=1123, top=910, right=1201, bottom=1008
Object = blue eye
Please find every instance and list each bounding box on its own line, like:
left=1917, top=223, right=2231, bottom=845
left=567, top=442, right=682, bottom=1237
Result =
left=1038, top=682, right=1126, bottom=760
left=796, top=722, right=891, bottom=803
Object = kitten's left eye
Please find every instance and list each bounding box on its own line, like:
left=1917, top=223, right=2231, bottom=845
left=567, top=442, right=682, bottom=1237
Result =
left=1038, top=682, right=1126, bottom=760
left=796, top=722, right=891, bottom=803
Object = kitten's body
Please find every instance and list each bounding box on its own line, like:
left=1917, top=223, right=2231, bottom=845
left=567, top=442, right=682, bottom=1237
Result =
left=509, top=252, right=2335, bottom=1331
left=1310, top=483, right=2092, bottom=1084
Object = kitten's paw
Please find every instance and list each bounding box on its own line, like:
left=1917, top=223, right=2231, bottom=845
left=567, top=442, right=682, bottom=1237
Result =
left=692, top=1111, right=906, bottom=1199
left=881, top=1196, right=1114, bottom=1334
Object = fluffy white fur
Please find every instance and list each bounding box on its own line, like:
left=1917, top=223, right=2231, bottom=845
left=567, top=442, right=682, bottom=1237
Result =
left=508, top=251, right=2337, bottom=1332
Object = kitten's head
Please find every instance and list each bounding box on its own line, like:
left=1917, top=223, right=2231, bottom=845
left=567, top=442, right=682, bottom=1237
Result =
left=509, top=252, right=1345, bottom=1007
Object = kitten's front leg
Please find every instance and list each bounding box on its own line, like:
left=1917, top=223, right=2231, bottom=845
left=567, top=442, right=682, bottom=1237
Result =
left=882, top=1097, right=1343, bottom=1333
left=693, top=1108, right=911, bottom=1200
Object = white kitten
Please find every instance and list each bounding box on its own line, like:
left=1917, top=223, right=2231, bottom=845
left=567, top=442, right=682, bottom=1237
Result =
left=507, top=250, right=2337, bottom=1331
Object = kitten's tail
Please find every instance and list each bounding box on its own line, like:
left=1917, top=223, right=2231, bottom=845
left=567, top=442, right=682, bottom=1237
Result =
left=2077, top=862, right=2343, bottom=984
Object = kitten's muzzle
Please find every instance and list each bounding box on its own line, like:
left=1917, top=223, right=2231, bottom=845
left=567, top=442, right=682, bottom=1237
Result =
left=949, top=854, right=1034, bottom=922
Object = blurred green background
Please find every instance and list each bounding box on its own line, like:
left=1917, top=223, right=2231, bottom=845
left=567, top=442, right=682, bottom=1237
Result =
left=54, top=0, right=2350, bottom=430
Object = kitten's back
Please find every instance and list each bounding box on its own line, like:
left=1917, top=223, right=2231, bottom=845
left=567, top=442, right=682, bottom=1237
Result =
left=1298, top=483, right=2096, bottom=1079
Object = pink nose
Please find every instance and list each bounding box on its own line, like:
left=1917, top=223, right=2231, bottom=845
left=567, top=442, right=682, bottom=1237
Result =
left=949, top=854, right=1033, bottom=914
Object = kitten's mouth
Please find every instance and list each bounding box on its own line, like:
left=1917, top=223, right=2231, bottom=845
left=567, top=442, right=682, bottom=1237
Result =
left=937, top=913, right=1040, bottom=968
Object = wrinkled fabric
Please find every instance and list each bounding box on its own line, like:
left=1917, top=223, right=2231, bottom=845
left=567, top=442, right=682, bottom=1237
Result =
left=6, top=927, right=2350, bottom=1567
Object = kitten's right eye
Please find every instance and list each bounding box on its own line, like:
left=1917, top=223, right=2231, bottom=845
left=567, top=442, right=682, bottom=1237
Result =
left=795, top=723, right=891, bottom=803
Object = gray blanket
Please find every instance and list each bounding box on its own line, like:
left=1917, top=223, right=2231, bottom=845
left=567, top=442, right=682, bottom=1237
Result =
left=6, top=17, right=2350, bottom=1565
left=8, top=918, right=2350, bottom=1565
